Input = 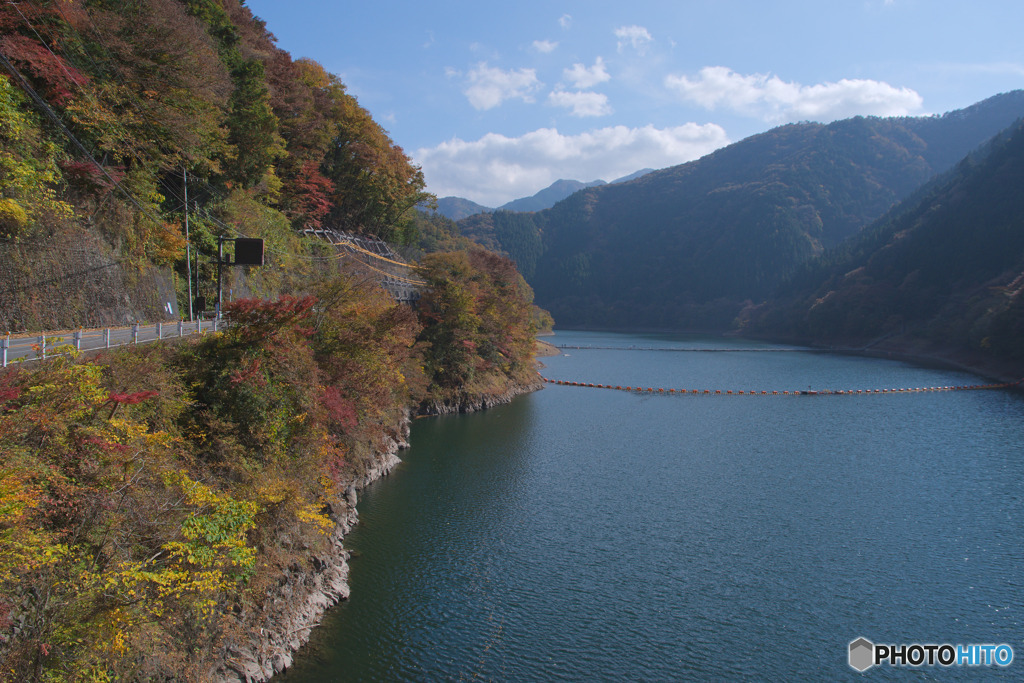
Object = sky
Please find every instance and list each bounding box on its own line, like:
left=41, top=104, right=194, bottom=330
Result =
left=245, top=0, right=1024, bottom=207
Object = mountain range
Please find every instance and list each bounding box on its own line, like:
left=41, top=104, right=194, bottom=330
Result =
left=453, top=91, right=1024, bottom=338
left=750, top=118, right=1024, bottom=372
left=431, top=169, right=655, bottom=220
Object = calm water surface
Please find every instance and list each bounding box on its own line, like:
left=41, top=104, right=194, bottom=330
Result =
left=283, top=330, right=1024, bottom=681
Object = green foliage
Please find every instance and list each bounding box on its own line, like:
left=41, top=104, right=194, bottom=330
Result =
left=223, top=58, right=285, bottom=188
left=406, top=209, right=477, bottom=258
left=319, top=84, right=430, bottom=243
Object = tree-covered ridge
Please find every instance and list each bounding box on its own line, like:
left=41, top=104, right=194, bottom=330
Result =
left=0, top=0, right=431, bottom=329
left=752, top=119, right=1024, bottom=371
left=456, top=92, right=1024, bottom=331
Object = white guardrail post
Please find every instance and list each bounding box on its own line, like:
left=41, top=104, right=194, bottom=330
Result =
left=132, top=323, right=139, bottom=345
left=2, top=334, right=8, bottom=368
left=39, top=333, right=45, bottom=360
left=74, top=329, right=82, bottom=351
left=104, top=328, right=110, bottom=349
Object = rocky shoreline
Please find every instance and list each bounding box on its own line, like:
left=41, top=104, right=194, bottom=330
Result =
left=217, top=381, right=542, bottom=682
left=215, top=420, right=409, bottom=682
left=416, top=380, right=543, bottom=416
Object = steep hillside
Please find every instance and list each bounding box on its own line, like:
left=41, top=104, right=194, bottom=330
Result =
left=752, top=120, right=1024, bottom=375
left=0, top=0, right=430, bottom=331
left=0, top=2, right=543, bottom=680
left=461, top=92, right=1024, bottom=330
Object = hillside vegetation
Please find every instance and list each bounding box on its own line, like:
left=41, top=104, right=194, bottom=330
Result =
left=0, top=0, right=434, bottom=332
left=0, top=1, right=542, bottom=679
left=457, top=92, right=1024, bottom=330
left=752, top=119, right=1024, bottom=376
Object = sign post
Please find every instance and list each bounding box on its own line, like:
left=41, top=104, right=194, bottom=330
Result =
left=215, top=236, right=265, bottom=320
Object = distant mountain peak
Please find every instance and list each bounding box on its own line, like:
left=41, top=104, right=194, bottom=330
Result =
left=429, top=169, right=657, bottom=221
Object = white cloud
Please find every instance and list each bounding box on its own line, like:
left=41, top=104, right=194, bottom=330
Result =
left=665, top=66, right=923, bottom=123
left=563, top=57, right=610, bottom=89
left=559, top=14, right=572, bottom=29
left=532, top=39, right=558, bottom=54
left=415, top=123, right=729, bottom=206
left=464, top=63, right=542, bottom=110
left=548, top=90, right=613, bottom=117
left=615, top=25, right=653, bottom=55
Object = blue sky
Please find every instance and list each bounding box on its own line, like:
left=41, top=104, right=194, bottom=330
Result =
left=245, top=0, right=1024, bottom=206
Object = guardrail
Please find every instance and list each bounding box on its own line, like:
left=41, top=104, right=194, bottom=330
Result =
left=2, top=319, right=223, bottom=367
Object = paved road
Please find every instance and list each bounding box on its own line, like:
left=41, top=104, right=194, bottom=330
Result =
left=2, top=320, right=225, bottom=366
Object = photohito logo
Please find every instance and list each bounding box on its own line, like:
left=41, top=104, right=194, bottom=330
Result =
left=849, top=637, right=1014, bottom=671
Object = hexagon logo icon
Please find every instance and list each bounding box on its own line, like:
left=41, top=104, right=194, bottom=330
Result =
left=849, top=637, right=874, bottom=672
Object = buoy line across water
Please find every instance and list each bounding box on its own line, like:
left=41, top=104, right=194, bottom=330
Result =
left=537, top=375, right=1023, bottom=396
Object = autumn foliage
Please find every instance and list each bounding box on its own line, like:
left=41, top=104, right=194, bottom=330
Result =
left=0, top=0, right=543, bottom=677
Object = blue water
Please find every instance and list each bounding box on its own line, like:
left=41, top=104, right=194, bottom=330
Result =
left=283, top=330, right=1024, bottom=681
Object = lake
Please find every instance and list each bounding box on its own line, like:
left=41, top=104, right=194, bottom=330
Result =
left=282, top=330, right=1024, bottom=681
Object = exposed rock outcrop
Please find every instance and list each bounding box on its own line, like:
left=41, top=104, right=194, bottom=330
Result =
left=417, top=379, right=542, bottom=416
left=214, top=419, right=409, bottom=682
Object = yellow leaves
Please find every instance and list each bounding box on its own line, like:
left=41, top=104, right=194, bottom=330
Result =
left=0, top=471, right=67, bottom=583
left=255, top=475, right=333, bottom=535
left=147, top=220, right=188, bottom=265
left=102, top=417, right=148, bottom=445
left=295, top=502, right=332, bottom=535
left=255, top=482, right=286, bottom=505
left=0, top=197, right=28, bottom=236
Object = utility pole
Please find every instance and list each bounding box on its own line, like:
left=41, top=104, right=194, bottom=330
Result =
left=216, top=236, right=223, bottom=321
left=184, top=168, right=194, bottom=322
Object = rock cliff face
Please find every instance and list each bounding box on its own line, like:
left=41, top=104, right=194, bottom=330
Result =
left=214, top=379, right=543, bottom=682
left=0, top=230, right=178, bottom=332
left=215, top=420, right=409, bottom=683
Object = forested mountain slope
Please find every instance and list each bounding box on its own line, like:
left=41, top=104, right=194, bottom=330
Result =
left=459, top=92, right=1024, bottom=330
left=752, top=119, right=1024, bottom=374
left=0, top=0, right=430, bottom=331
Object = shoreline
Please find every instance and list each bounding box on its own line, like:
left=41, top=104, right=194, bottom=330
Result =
left=221, top=378, right=543, bottom=682
left=545, top=326, right=1024, bottom=387
left=219, top=331, right=1021, bottom=680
